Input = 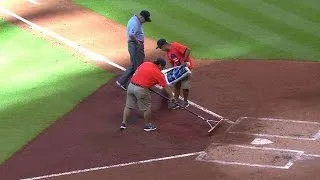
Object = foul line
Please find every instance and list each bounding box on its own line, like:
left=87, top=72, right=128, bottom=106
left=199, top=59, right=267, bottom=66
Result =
left=0, top=7, right=225, bottom=121
left=20, top=151, right=203, bottom=180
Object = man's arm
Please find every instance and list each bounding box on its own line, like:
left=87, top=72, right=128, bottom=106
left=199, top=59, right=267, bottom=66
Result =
left=163, top=85, right=176, bottom=102
left=156, top=71, right=176, bottom=102
left=163, top=85, right=174, bottom=97
left=181, top=48, right=191, bottom=67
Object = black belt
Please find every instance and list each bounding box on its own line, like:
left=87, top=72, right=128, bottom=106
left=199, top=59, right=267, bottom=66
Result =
left=131, top=82, right=144, bottom=88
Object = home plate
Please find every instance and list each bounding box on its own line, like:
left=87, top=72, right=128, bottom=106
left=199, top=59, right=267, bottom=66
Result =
left=251, top=138, right=274, bottom=145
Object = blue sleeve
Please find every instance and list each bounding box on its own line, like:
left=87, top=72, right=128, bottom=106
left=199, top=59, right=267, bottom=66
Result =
left=127, top=18, right=138, bottom=37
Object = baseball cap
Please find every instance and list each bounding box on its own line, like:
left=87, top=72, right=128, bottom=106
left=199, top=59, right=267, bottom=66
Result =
left=140, top=10, right=151, bottom=22
left=153, top=58, right=166, bottom=67
left=156, top=38, right=168, bottom=49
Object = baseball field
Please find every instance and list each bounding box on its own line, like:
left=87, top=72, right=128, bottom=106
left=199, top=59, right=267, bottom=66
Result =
left=0, top=0, right=320, bottom=180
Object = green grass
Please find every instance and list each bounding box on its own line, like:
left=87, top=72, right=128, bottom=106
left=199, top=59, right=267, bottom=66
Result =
left=0, top=19, right=114, bottom=164
left=75, top=0, right=320, bottom=60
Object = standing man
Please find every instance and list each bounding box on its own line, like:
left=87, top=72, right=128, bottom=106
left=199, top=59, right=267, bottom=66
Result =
left=120, top=58, right=176, bottom=131
left=156, top=38, right=194, bottom=109
left=116, top=10, right=152, bottom=90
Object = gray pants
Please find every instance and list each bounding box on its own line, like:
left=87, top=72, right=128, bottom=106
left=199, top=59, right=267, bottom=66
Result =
left=117, top=41, right=145, bottom=87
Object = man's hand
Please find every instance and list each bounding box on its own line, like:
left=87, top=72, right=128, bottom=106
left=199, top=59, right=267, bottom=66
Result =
left=181, top=62, right=190, bottom=68
left=163, top=86, right=176, bottom=103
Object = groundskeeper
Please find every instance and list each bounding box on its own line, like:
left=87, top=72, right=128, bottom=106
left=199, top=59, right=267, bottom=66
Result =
left=120, top=58, right=176, bottom=131
left=156, top=38, right=194, bottom=109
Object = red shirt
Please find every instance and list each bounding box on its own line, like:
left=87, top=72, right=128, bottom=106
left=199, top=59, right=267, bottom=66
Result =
left=166, top=42, right=194, bottom=70
left=131, top=62, right=167, bottom=88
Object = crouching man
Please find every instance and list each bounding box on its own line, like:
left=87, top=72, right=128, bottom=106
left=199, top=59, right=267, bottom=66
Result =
left=120, top=58, right=176, bottom=132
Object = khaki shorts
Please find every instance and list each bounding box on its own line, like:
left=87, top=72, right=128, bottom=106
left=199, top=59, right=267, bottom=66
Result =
left=174, top=74, right=191, bottom=90
left=125, top=83, right=151, bottom=111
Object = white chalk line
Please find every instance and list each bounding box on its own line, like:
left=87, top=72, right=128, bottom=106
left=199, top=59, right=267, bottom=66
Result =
left=304, top=153, right=320, bottom=158
left=20, top=151, right=203, bottom=180
left=242, top=117, right=320, bottom=125
left=226, top=144, right=303, bottom=153
left=228, top=117, right=320, bottom=140
left=203, top=118, right=320, bottom=169
left=196, top=151, right=295, bottom=169
left=284, top=151, right=304, bottom=169
left=0, top=7, right=226, bottom=122
left=197, top=144, right=319, bottom=169
left=230, top=145, right=320, bottom=158
left=228, top=131, right=319, bottom=141
left=224, top=117, right=243, bottom=132
left=313, top=130, right=320, bottom=140
left=197, top=159, right=291, bottom=169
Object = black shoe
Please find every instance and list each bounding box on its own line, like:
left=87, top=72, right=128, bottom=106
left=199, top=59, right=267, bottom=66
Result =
left=116, top=81, right=127, bottom=90
left=144, top=123, right=157, bottom=131
left=120, top=122, right=126, bottom=130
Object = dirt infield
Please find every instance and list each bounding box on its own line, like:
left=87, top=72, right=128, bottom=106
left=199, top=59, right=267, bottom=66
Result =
left=0, top=0, right=320, bottom=180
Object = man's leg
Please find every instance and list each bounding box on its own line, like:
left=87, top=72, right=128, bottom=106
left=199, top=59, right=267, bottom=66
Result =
left=169, top=81, right=181, bottom=109
left=143, top=108, right=152, bottom=125
left=174, top=86, right=181, bottom=100
left=136, top=87, right=156, bottom=131
left=121, top=107, right=132, bottom=127
left=120, top=83, right=136, bottom=129
left=181, top=75, right=191, bottom=107
left=182, top=89, right=189, bottom=107
left=117, top=65, right=134, bottom=90
left=117, top=42, right=144, bottom=88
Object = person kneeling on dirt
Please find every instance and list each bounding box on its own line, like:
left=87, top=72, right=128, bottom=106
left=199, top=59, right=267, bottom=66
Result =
left=120, top=58, right=176, bottom=132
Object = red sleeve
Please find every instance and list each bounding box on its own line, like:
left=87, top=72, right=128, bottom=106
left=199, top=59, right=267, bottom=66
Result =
left=154, top=70, right=167, bottom=87
left=172, top=42, right=188, bottom=55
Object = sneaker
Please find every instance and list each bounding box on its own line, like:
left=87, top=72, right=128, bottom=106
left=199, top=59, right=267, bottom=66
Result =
left=116, top=81, right=127, bottom=90
left=170, top=104, right=180, bottom=110
left=144, top=123, right=157, bottom=132
left=120, top=122, right=126, bottom=130
left=182, top=101, right=190, bottom=108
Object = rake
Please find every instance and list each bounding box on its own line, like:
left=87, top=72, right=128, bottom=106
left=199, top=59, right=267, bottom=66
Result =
left=150, top=89, right=232, bottom=133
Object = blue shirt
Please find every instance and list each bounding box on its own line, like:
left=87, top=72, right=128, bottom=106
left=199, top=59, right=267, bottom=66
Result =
left=127, top=15, right=144, bottom=42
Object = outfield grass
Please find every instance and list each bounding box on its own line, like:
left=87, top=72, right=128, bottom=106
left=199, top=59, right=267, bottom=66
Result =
left=75, top=0, right=320, bottom=60
left=0, top=20, right=114, bottom=164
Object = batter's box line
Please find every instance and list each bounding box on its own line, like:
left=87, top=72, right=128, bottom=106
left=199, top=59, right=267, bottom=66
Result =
left=228, top=131, right=320, bottom=141
left=226, top=117, right=320, bottom=141
left=240, top=117, right=320, bottom=125
left=195, top=144, right=305, bottom=170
